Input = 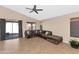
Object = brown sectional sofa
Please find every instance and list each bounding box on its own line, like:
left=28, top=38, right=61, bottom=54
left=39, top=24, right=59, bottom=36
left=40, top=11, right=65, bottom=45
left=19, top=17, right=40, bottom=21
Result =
left=24, top=30, right=63, bottom=44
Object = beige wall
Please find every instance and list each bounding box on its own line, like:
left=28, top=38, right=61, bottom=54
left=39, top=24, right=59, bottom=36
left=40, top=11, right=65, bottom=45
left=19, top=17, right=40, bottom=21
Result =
left=0, top=6, right=39, bottom=37
left=1, top=5, right=79, bottom=43
left=41, top=12, right=79, bottom=43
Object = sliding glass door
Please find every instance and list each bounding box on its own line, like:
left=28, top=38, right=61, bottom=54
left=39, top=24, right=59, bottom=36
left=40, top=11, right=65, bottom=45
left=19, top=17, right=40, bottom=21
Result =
left=5, top=22, right=19, bottom=39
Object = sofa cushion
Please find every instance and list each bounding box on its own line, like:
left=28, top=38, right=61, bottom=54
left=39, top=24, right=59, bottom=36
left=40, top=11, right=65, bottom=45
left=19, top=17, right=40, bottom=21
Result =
left=27, top=31, right=30, bottom=34
left=47, top=31, right=52, bottom=36
left=45, top=32, right=48, bottom=35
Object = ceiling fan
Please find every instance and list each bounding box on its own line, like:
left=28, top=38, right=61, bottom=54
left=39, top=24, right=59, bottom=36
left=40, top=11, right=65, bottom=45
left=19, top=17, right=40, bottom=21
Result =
left=26, top=5, right=43, bottom=14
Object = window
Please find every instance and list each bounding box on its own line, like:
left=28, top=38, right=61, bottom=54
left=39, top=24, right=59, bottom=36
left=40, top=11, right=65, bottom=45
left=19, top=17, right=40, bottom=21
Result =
left=32, top=24, right=36, bottom=30
left=70, top=17, right=79, bottom=38
left=6, top=22, right=13, bottom=33
left=13, top=23, right=19, bottom=33
left=27, top=23, right=31, bottom=30
left=27, top=22, right=36, bottom=30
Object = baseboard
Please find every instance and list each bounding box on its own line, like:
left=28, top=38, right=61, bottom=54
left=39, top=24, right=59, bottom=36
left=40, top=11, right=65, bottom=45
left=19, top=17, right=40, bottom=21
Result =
left=63, top=41, right=70, bottom=44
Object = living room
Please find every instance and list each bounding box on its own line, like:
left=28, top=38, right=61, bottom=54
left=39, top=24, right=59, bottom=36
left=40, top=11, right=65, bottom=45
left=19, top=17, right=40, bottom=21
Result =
left=0, top=5, right=79, bottom=53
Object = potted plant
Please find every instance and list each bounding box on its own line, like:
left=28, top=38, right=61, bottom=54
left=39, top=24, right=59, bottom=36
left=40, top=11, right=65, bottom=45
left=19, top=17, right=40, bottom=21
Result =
left=69, top=40, right=79, bottom=49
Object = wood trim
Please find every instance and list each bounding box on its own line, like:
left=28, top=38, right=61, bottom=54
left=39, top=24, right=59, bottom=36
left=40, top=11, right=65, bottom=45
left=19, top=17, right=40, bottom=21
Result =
left=27, top=22, right=36, bottom=24
left=71, top=17, right=79, bottom=20
left=70, top=17, right=79, bottom=22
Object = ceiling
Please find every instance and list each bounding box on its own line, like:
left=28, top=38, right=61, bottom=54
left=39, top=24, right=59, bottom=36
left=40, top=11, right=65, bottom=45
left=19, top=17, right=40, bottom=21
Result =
left=3, top=5, right=79, bottom=20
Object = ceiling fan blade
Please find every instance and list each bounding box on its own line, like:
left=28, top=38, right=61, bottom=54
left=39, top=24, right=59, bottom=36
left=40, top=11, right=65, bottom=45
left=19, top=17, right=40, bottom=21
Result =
left=34, top=5, right=36, bottom=9
left=29, top=10, right=33, bottom=13
left=36, top=9, right=43, bottom=11
left=35, top=10, right=38, bottom=14
left=26, top=8, right=32, bottom=10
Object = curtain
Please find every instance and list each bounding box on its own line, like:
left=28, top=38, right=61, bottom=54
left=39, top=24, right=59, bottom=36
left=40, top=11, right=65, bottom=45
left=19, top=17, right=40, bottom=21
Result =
left=18, top=20, right=23, bottom=38
left=0, top=19, right=6, bottom=40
